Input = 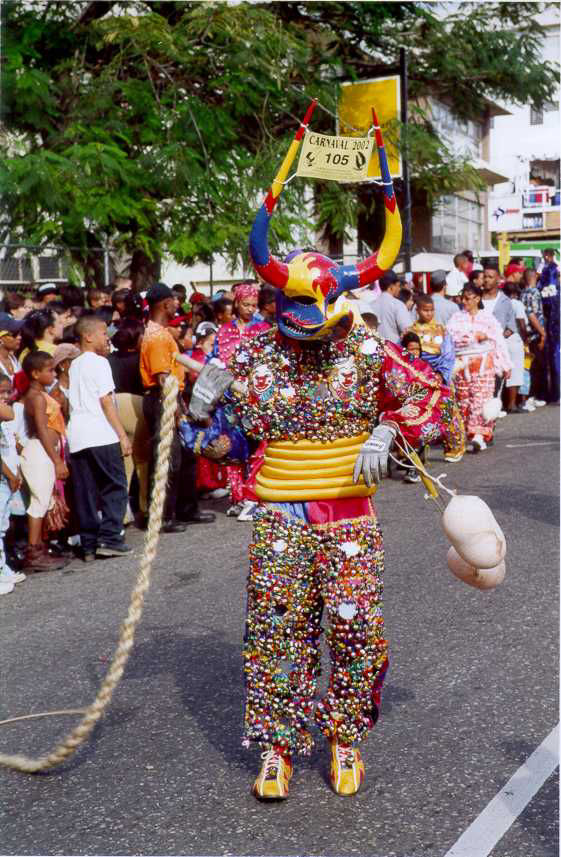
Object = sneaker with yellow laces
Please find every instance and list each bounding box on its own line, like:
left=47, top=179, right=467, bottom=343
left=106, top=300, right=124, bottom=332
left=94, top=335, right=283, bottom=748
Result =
left=252, top=747, right=293, bottom=800
left=329, top=740, right=364, bottom=796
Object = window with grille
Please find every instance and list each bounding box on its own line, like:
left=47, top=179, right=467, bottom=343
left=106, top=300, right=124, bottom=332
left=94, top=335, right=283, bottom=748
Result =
left=431, top=195, right=483, bottom=254
left=38, top=256, right=61, bottom=279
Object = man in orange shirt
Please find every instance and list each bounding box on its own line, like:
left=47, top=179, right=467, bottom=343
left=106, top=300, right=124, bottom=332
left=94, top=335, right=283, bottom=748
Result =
left=141, top=283, right=215, bottom=532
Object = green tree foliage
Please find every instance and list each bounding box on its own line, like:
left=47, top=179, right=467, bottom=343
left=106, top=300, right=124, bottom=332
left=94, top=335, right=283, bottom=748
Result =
left=1, top=1, right=558, bottom=285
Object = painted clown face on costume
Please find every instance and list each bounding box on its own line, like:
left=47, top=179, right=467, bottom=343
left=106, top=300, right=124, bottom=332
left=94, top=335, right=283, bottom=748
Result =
left=248, top=102, right=402, bottom=341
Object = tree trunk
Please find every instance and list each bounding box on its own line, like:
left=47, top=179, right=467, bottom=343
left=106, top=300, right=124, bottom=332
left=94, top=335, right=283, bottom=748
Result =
left=71, top=250, right=104, bottom=288
left=129, top=249, right=160, bottom=293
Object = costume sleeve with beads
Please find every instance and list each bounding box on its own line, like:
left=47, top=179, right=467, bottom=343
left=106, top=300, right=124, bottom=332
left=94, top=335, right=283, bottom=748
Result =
left=376, top=341, right=448, bottom=447
left=228, top=330, right=273, bottom=441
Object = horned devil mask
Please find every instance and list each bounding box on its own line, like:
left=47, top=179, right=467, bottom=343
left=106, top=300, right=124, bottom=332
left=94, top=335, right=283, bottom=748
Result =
left=249, top=101, right=402, bottom=341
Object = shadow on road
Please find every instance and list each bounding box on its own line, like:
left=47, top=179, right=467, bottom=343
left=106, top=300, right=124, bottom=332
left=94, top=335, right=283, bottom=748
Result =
left=477, top=485, right=560, bottom=528
left=120, top=628, right=417, bottom=776
left=123, top=628, right=251, bottom=770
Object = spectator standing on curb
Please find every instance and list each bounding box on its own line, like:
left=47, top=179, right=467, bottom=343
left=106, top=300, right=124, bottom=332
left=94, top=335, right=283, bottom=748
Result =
left=3, top=293, right=33, bottom=319
left=109, top=319, right=150, bottom=526
left=538, top=248, right=559, bottom=290
left=501, top=284, right=527, bottom=414
left=461, top=250, right=475, bottom=276
left=51, top=343, right=81, bottom=421
left=0, top=378, right=20, bottom=595
left=520, top=268, right=547, bottom=408
left=468, top=269, right=484, bottom=290
left=447, top=285, right=511, bottom=453
left=445, top=254, right=469, bottom=302
left=255, top=285, right=277, bottom=325
left=67, top=316, right=132, bottom=562
left=541, top=265, right=560, bottom=404
left=35, top=283, right=59, bottom=307
left=481, top=264, right=517, bottom=335
left=0, top=314, right=24, bottom=381
left=481, top=263, right=517, bottom=407
left=428, top=271, right=460, bottom=326
left=214, top=297, right=234, bottom=328
left=140, top=283, right=215, bottom=532
left=20, top=352, right=69, bottom=572
left=370, top=270, right=412, bottom=344
left=213, top=282, right=269, bottom=519
left=19, top=309, right=64, bottom=362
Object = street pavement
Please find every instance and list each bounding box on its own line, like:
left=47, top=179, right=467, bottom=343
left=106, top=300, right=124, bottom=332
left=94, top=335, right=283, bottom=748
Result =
left=1, top=405, right=559, bottom=857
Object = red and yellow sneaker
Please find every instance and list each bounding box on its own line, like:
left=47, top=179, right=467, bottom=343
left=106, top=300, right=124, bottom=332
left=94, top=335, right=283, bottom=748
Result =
left=252, top=747, right=293, bottom=800
left=329, top=740, right=364, bottom=796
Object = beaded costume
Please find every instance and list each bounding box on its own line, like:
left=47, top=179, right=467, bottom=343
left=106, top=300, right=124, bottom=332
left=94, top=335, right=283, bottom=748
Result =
left=230, top=326, right=451, bottom=753
left=187, top=104, right=454, bottom=791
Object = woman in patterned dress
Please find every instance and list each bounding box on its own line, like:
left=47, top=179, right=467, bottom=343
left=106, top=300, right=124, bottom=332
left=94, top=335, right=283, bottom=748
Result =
left=446, top=284, right=511, bottom=452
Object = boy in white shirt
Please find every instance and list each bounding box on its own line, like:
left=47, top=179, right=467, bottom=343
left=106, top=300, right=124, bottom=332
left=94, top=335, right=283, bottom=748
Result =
left=67, top=316, right=132, bottom=562
left=445, top=254, right=469, bottom=301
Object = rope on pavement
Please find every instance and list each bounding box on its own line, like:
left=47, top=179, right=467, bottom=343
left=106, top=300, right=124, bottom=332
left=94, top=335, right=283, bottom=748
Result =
left=0, top=376, right=179, bottom=774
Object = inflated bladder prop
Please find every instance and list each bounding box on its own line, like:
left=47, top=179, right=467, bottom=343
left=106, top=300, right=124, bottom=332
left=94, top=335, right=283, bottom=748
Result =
left=442, top=495, right=506, bottom=570
left=390, top=430, right=507, bottom=589
left=447, top=546, right=506, bottom=590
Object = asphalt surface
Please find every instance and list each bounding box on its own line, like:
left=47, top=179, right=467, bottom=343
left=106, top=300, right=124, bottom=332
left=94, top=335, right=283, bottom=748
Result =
left=1, top=405, right=559, bottom=857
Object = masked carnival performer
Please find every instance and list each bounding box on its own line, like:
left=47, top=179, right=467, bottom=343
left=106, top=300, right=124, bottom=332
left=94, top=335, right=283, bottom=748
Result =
left=185, top=105, right=454, bottom=800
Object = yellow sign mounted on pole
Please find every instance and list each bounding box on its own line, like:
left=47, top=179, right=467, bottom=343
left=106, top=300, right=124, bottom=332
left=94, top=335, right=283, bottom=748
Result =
left=296, top=131, right=374, bottom=183
left=338, top=76, right=402, bottom=180
left=498, top=232, right=510, bottom=275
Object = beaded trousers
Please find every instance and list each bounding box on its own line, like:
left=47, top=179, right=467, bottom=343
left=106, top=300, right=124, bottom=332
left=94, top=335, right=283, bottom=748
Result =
left=242, top=507, right=388, bottom=756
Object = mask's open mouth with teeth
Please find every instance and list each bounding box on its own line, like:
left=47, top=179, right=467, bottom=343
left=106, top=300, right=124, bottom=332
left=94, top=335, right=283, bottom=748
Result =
left=279, top=316, right=323, bottom=339
left=281, top=312, right=322, bottom=331
left=278, top=303, right=354, bottom=341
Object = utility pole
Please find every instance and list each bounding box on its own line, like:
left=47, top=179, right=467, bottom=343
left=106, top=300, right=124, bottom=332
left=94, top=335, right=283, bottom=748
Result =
left=400, top=47, right=413, bottom=274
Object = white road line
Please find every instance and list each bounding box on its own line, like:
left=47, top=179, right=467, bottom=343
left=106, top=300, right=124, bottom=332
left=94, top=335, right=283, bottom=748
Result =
left=444, top=724, right=559, bottom=857
left=505, top=441, right=557, bottom=448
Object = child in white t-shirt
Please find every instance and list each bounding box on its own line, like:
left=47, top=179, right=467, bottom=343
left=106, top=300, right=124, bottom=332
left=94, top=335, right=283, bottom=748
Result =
left=67, top=317, right=132, bottom=561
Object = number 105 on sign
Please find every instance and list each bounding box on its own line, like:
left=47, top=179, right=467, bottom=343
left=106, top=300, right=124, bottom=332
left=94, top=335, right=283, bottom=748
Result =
left=296, top=132, right=375, bottom=183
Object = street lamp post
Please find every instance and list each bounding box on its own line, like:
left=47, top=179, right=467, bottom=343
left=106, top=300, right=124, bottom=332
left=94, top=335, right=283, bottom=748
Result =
left=400, top=47, right=413, bottom=275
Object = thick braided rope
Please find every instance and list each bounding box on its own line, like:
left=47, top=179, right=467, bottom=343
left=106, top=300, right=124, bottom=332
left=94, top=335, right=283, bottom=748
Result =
left=0, top=376, right=179, bottom=774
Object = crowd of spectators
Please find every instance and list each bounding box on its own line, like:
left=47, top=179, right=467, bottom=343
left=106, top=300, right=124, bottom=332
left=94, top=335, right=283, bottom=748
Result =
left=0, top=247, right=558, bottom=595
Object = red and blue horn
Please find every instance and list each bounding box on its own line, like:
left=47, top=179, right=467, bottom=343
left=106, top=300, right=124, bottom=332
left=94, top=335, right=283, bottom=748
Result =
left=249, top=103, right=402, bottom=296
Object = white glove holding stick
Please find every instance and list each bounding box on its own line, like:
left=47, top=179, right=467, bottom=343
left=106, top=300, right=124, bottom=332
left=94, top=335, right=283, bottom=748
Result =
left=353, top=423, right=397, bottom=487
left=174, top=355, right=245, bottom=421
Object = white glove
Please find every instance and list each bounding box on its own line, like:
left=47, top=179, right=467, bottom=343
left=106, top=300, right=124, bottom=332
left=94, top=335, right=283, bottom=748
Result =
left=188, top=361, right=234, bottom=422
left=353, top=424, right=396, bottom=487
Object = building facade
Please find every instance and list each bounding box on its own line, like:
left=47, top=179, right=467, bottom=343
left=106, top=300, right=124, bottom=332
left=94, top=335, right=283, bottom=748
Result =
left=487, top=7, right=560, bottom=260
left=421, top=96, right=509, bottom=258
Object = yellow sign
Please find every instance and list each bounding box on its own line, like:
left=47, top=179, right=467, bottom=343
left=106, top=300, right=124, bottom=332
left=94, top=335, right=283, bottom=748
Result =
left=338, top=76, right=402, bottom=180
left=296, top=131, right=374, bottom=183
left=498, top=232, right=510, bottom=274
